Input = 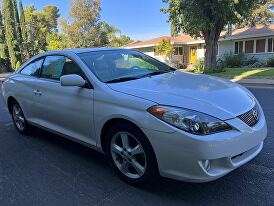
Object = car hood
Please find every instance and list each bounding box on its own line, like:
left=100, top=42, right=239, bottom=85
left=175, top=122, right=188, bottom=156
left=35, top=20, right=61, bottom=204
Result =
left=107, top=71, right=255, bottom=120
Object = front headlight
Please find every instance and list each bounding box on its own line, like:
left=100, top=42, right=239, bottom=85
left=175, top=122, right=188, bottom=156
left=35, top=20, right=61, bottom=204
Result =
left=148, top=105, right=232, bottom=135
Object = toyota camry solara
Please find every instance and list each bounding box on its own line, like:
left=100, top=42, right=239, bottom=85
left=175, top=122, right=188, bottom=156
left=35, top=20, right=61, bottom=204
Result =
left=1, top=48, right=267, bottom=185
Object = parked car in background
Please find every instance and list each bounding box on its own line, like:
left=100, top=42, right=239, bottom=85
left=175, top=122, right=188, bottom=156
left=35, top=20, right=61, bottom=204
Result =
left=1, top=48, right=267, bottom=185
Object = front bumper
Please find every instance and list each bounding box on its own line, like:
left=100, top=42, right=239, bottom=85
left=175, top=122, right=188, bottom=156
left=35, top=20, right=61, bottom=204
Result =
left=143, top=108, right=267, bottom=182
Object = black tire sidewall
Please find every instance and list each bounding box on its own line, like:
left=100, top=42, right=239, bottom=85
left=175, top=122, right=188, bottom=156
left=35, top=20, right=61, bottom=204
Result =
left=105, top=122, right=158, bottom=185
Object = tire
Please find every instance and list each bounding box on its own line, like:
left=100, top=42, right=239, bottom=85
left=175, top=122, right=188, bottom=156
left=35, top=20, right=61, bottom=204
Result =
left=105, top=122, right=158, bottom=186
left=11, top=101, right=30, bottom=135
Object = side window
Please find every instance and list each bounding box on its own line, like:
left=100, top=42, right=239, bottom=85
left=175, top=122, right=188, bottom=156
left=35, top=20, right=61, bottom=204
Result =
left=41, top=56, right=84, bottom=80
left=20, top=58, right=44, bottom=77
left=41, top=56, right=66, bottom=80
left=61, top=58, right=84, bottom=77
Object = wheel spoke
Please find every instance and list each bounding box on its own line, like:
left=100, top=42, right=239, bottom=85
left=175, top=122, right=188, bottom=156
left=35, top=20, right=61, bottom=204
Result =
left=129, top=144, right=144, bottom=156
left=14, top=106, right=20, bottom=115
left=120, top=161, right=129, bottom=173
left=120, top=133, right=130, bottom=149
left=111, top=144, right=123, bottom=156
left=18, top=116, right=24, bottom=122
left=131, top=159, right=145, bottom=176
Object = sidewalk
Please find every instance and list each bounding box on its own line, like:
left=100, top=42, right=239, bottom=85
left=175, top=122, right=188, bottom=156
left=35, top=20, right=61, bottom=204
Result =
left=231, top=78, right=274, bottom=87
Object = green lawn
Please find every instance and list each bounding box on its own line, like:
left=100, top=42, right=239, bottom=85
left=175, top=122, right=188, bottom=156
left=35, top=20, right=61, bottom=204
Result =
left=184, top=67, right=274, bottom=80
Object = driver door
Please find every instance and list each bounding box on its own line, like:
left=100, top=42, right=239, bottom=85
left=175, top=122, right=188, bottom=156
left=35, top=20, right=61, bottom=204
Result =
left=32, top=55, right=95, bottom=145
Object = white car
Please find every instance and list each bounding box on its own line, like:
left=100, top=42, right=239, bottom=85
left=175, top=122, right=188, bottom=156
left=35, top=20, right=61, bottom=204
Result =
left=1, top=48, right=267, bottom=185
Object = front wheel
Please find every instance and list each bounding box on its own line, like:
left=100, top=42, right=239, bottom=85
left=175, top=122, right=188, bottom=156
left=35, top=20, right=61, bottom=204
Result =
left=106, top=123, right=158, bottom=186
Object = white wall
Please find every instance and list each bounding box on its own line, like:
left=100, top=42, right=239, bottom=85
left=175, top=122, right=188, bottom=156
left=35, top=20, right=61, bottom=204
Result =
left=136, top=46, right=166, bottom=63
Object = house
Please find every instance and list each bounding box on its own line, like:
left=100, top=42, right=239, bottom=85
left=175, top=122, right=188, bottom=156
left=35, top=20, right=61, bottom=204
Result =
left=123, top=24, right=274, bottom=66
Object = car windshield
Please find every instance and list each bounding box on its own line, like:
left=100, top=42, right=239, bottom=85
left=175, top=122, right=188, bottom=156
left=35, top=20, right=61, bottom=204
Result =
left=78, top=50, right=174, bottom=83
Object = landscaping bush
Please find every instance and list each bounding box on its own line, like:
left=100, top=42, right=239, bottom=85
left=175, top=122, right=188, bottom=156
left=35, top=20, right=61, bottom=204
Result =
left=222, top=52, right=244, bottom=68
left=193, top=58, right=204, bottom=72
left=267, top=57, right=274, bottom=67
left=172, top=61, right=187, bottom=69
left=244, top=56, right=258, bottom=66
left=244, top=61, right=266, bottom=68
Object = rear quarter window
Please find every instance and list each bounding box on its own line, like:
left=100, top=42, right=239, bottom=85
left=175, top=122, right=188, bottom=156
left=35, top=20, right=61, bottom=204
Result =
left=20, top=58, right=44, bottom=77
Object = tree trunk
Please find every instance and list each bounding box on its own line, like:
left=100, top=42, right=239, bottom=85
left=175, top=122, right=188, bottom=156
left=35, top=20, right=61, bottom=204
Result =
left=204, top=35, right=218, bottom=71
left=203, top=23, right=224, bottom=72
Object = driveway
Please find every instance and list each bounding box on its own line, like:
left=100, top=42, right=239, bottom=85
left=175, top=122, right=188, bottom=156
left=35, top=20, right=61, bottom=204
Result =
left=0, top=87, right=273, bottom=206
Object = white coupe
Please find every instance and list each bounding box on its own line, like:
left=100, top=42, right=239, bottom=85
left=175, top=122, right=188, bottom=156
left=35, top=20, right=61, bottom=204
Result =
left=1, top=48, right=267, bottom=185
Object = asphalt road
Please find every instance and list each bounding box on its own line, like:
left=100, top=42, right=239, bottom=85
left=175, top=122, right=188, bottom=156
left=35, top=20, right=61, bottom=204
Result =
left=0, top=87, right=273, bottom=206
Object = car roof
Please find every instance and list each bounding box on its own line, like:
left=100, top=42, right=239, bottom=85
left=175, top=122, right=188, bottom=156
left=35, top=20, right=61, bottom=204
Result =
left=43, top=47, right=129, bottom=55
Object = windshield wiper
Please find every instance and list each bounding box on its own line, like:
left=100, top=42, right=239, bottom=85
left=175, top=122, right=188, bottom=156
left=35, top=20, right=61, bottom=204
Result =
left=106, top=76, right=140, bottom=83
left=138, top=70, right=171, bottom=78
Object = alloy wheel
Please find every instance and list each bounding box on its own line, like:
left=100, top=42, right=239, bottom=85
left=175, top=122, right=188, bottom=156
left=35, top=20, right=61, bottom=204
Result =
left=110, top=131, right=147, bottom=179
left=12, top=103, right=25, bottom=131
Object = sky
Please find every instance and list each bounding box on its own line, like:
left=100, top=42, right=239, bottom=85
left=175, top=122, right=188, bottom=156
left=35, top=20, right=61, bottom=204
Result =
left=21, top=0, right=171, bottom=41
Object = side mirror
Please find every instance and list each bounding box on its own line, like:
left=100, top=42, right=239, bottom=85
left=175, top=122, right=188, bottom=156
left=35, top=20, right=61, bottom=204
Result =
left=60, top=74, right=86, bottom=87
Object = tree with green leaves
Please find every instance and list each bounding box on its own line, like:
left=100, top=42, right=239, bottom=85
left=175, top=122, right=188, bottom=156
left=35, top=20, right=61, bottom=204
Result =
left=0, top=10, right=9, bottom=61
left=12, top=0, right=23, bottom=49
left=19, top=0, right=28, bottom=59
left=61, top=0, right=132, bottom=48
left=162, top=0, right=267, bottom=71
left=109, top=34, right=133, bottom=47
left=155, top=38, right=173, bottom=64
left=2, top=0, right=21, bottom=69
left=237, top=0, right=274, bottom=27
left=24, top=5, right=60, bottom=56
left=46, top=32, right=65, bottom=50
left=61, top=0, right=103, bottom=48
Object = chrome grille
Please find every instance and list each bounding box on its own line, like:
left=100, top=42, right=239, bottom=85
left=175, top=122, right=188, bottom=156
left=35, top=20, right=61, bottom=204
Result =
left=238, top=104, right=259, bottom=127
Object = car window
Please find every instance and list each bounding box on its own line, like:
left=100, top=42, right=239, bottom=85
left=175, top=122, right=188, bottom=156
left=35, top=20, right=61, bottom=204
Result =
left=20, top=58, right=44, bottom=77
left=41, top=56, right=66, bottom=80
left=61, top=58, right=84, bottom=77
left=41, top=56, right=84, bottom=80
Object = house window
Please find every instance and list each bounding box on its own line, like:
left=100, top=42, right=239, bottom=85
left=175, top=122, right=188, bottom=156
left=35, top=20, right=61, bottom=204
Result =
left=234, top=41, right=243, bottom=54
left=268, top=38, right=274, bottom=52
left=245, top=40, right=254, bottom=54
left=174, top=47, right=183, bottom=55
left=256, top=39, right=266, bottom=53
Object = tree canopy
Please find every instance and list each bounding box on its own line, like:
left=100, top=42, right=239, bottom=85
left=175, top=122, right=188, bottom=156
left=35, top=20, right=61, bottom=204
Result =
left=0, top=0, right=132, bottom=71
left=162, top=0, right=270, bottom=70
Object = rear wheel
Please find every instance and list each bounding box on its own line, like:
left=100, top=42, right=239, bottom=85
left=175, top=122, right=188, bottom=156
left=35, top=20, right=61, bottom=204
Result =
left=11, top=101, right=30, bottom=135
left=106, top=122, right=158, bottom=186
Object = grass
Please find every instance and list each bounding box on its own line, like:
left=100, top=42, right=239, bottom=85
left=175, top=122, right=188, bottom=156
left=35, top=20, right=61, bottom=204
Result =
left=184, top=67, right=274, bottom=80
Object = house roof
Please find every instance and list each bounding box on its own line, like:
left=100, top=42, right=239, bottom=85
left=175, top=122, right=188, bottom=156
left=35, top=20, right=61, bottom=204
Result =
left=220, top=24, right=274, bottom=40
left=122, top=36, right=171, bottom=48
left=123, top=24, right=274, bottom=48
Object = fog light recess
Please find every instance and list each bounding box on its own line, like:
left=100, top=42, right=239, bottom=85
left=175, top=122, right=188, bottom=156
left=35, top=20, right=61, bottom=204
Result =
left=202, top=160, right=211, bottom=171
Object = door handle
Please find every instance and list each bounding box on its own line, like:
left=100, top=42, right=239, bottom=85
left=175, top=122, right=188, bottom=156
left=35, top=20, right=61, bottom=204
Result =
left=33, top=90, right=42, bottom=96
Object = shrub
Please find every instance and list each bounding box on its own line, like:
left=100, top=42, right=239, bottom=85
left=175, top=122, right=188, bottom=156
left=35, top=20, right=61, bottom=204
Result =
left=267, top=57, right=274, bottom=67
left=244, top=56, right=258, bottom=66
left=172, top=61, right=187, bottom=69
left=193, top=58, right=204, bottom=72
left=222, top=52, right=244, bottom=68
left=244, top=61, right=266, bottom=68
